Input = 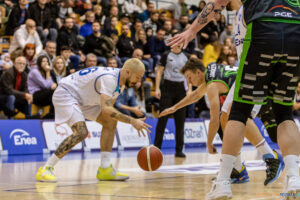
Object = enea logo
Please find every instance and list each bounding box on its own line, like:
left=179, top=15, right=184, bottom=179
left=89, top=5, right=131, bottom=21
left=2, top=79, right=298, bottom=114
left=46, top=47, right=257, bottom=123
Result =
left=9, top=129, right=37, bottom=146
left=163, top=128, right=175, bottom=140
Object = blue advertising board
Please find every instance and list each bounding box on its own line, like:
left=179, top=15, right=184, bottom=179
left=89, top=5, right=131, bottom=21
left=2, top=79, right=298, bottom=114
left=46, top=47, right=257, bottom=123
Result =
left=0, top=120, right=46, bottom=155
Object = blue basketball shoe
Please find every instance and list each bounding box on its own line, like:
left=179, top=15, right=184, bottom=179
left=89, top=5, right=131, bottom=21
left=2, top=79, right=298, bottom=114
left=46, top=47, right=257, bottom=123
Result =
left=231, top=163, right=250, bottom=184
left=263, top=150, right=285, bottom=186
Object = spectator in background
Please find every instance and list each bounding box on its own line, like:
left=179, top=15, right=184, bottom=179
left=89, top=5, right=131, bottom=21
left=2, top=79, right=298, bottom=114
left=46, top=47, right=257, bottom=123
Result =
left=227, top=54, right=237, bottom=67
left=79, top=11, right=95, bottom=37
left=83, top=21, right=114, bottom=67
left=0, top=53, right=13, bottom=74
left=0, top=56, right=32, bottom=118
left=5, top=0, right=30, bottom=36
left=123, top=0, right=141, bottom=15
left=103, top=5, right=119, bottom=31
left=202, top=35, right=221, bottom=67
left=9, top=19, right=43, bottom=55
left=215, top=12, right=225, bottom=36
left=104, top=15, right=118, bottom=37
left=117, top=24, right=135, bottom=63
left=189, top=0, right=206, bottom=21
left=22, top=43, right=36, bottom=72
left=157, top=10, right=168, bottom=29
left=131, top=19, right=143, bottom=41
left=224, top=37, right=234, bottom=49
left=136, top=0, right=147, bottom=13
left=145, top=27, right=153, bottom=39
left=84, top=53, right=97, bottom=68
left=134, top=29, right=153, bottom=72
left=28, top=0, right=57, bottom=44
left=69, top=12, right=80, bottom=31
left=132, top=48, right=151, bottom=76
left=217, top=45, right=231, bottom=65
left=27, top=55, right=56, bottom=119
left=38, top=41, right=56, bottom=67
left=163, top=19, right=173, bottom=43
left=154, top=35, right=189, bottom=158
left=165, top=0, right=188, bottom=21
left=94, top=5, right=105, bottom=27
left=107, top=57, right=118, bottom=68
left=139, top=2, right=154, bottom=22
left=60, top=46, right=74, bottom=73
left=219, top=24, right=234, bottom=45
left=148, top=28, right=166, bottom=68
left=143, top=10, right=159, bottom=35
left=58, top=0, right=74, bottom=23
left=116, top=13, right=131, bottom=37
left=174, top=15, right=189, bottom=32
left=50, top=56, right=69, bottom=84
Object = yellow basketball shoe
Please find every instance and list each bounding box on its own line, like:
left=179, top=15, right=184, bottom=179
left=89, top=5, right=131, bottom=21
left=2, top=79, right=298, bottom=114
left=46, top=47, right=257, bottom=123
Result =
left=36, top=166, right=57, bottom=182
left=96, top=164, right=129, bottom=181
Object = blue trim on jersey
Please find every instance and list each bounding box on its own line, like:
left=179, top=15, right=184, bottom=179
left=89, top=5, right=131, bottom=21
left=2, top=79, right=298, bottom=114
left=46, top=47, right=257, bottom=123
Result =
left=94, top=73, right=117, bottom=95
left=114, top=71, right=121, bottom=94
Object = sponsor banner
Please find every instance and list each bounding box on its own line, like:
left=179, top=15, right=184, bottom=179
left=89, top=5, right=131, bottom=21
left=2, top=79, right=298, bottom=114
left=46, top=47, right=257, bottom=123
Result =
left=42, top=122, right=82, bottom=151
left=0, top=134, right=3, bottom=151
left=184, top=122, right=207, bottom=143
left=84, top=121, right=117, bottom=149
left=0, top=120, right=46, bottom=154
left=204, top=120, right=222, bottom=145
left=147, top=118, right=176, bottom=149
left=117, top=122, right=150, bottom=148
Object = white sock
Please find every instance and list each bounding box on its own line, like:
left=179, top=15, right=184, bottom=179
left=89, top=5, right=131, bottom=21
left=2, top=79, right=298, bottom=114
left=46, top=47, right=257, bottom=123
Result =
left=101, top=151, right=111, bottom=168
left=44, top=154, right=60, bottom=168
left=217, top=154, right=236, bottom=181
left=233, top=152, right=243, bottom=171
left=256, top=139, right=275, bottom=157
left=284, top=155, right=299, bottom=178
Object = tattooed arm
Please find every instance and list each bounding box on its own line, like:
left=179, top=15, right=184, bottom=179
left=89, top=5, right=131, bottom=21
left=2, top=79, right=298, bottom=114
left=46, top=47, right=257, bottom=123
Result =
left=167, top=0, right=230, bottom=48
left=100, top=94, right=151, bottom=136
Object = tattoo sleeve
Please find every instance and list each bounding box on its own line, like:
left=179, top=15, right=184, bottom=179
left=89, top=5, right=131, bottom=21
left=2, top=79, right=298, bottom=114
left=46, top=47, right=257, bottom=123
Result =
left=110, top=110, right=132, bottom=124
left=54, top=121, right=88, bottom=158
left=197, top=2, right=226, bottom=25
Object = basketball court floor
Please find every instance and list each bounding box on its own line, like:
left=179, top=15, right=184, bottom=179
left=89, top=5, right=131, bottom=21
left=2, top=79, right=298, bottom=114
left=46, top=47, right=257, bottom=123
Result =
left=0, top=146, right=288, bottom=200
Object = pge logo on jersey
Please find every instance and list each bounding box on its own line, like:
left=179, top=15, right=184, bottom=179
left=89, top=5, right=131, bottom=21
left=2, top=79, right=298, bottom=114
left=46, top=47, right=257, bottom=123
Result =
left=9, top=129, right=37, bottom=146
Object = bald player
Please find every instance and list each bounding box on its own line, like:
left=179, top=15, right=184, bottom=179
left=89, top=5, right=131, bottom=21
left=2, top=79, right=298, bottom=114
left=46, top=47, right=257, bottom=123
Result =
left=36, top=58, right=151, bottom=182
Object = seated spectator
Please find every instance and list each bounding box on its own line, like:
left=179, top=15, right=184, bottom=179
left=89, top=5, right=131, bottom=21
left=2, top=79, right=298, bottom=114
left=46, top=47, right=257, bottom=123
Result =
left=131, top=19, right=143, bottom=41
left=79, top=11, right=95, bottom=37
left=0, top=56, right=32, bottom=118
left=114, top=87, right=145, bottom=118
left=28, top=0, right=57, bottom=44
left=157, top=10, right=168, bottom=30
left=132, top=48, right=152, bottom=76
left=116, top=24, right=135, bottom=63
left=145, top=27, right=153, bottom=39
left=135, top=81, right=154, bottom=118
left=202, top=35, right=221, bottom=67
left=165, top=0, right=188, bottom=20
left=293, top=82, right=300, bottom=116
left=143, top=10, right=159, bottom=35
left=83, top=21, right=114, bottom=67
left=5, top=0, right=29, bottom=36
left=103, top=5, right=119, bottom=31
left=116, top=13, right=131, bottom=37
left=107, top=57, right=118, bottom=68
left=148, top=28, right=167, bottom=68
left=22, top=43, right=36, bottom=72
left=103, top=16, right=119, bottom=37
left=9, top=19, right=43, bottom=55
left=174, top=15, right=189, bottom=32
left=50, top=56, right=69, bottom=84
left=84, top=53, right=97, bottom=68
left=139, top=2, right=154, bottom=22
left=162, top=19, right=173, bottom=43
left=60, top=46, right=74, bottom=73
left=219, top=24, right=234, bottom=45
left=123, top=0, right=141, bottom=15
left=94, top=5, right=105, bottom=27
left=38, top=41, right=56, bottom=67
left=69, top=12, right=80, bottom=31
left=58, top=0, right=74, bottom=23
left=0, top=53, right=13, bottom=74
left=227, top=54, right=237, bottom=66
left=136, top=0, right=147, bottom=13
left=134, top=29, right=152, bottom=70
left=27, top=55, right=56, bottom=118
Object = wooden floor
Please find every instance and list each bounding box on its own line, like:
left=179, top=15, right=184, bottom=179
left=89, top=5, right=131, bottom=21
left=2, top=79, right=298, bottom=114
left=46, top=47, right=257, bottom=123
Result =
left=0, top=149, right=288, bottom=200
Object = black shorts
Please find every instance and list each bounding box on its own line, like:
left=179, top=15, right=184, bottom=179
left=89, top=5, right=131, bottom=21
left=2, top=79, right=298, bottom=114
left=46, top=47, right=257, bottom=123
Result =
left=234, top=20, right=300, bottom=106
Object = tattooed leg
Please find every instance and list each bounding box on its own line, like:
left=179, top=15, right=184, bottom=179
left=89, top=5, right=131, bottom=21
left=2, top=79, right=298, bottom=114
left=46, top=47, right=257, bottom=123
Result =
left=54, top=121, right=88, bottom=158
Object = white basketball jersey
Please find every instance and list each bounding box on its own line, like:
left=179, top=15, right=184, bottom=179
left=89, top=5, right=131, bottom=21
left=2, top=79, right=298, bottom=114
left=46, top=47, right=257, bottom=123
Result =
left=59, top=67, right=120, bottom=106
left=234, top=6, right=247, bottom=63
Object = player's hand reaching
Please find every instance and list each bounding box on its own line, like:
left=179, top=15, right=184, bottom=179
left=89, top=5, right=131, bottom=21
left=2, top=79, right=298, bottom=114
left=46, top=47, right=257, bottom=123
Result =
left=131, top=118, right=152, bottom=137
left=207, top=143, right=217, bottom=154
left=167, top=29, right=197, bottom=49
left=159, top=106, right=176, bottom=118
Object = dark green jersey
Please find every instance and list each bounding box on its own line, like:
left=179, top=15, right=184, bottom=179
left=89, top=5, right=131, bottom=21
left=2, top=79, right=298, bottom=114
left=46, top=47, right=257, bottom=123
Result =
left=243, top=0, right=300, bottom=24
left=205, top=63, right=238, bottom=92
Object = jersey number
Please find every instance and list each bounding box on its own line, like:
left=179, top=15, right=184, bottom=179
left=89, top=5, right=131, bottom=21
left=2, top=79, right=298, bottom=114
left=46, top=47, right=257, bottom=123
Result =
left=79, top=67, right=98, bottom=76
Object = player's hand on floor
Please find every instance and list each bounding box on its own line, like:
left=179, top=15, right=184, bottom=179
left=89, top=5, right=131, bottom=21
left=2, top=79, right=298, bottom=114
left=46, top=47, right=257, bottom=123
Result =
left=207, top=143, right=217, bottom=154
left=159, top=107, right=176, bottom=117
left=131, top=118, right=152, bottom=137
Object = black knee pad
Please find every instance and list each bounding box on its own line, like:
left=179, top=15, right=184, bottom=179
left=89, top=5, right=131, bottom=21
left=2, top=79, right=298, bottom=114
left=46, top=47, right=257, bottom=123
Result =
left=272, top=102, right=294, bottom=125
left=266, top=125, right=278, bottom=144
left=229, top=101, right=254, bottom=125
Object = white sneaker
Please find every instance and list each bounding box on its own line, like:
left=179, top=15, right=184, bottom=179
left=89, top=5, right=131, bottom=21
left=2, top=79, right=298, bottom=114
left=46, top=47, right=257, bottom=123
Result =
left=281, top=176, right=300, bottom=200
left=206, top=179, right=232, bottom=200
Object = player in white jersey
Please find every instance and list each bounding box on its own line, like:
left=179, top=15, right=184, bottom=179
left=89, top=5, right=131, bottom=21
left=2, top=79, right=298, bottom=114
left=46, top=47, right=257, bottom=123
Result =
left=36, top=58, right=151, bottom=182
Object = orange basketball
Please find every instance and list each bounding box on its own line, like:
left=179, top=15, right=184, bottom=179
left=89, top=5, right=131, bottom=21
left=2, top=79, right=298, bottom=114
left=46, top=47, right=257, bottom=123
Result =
left=137, top=145, right=163, bottom=171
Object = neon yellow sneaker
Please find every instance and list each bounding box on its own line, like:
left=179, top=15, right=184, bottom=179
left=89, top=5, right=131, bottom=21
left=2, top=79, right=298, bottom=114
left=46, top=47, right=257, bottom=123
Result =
left=96, top=164, right=129, bottom=181
left=36, top=166, right=57, bottom=182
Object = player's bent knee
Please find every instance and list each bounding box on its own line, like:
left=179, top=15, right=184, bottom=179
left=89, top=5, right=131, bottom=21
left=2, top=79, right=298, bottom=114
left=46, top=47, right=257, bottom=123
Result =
left=272, top=102, right=294, bottom=125
left=229, top=101, right=253, bottom=125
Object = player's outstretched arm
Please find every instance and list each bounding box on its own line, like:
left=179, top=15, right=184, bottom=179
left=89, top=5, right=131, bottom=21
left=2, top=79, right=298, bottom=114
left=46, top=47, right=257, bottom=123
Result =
left=100, top=94, right=151, bottom=137
left=167, top=0, right=230, bottom=49
left=159, top=83, right=207, bottom=117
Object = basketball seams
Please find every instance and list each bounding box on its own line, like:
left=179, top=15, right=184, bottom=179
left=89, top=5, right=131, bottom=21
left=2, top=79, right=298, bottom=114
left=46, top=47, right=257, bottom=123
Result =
left=146, top=146, right=152, bottom=171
